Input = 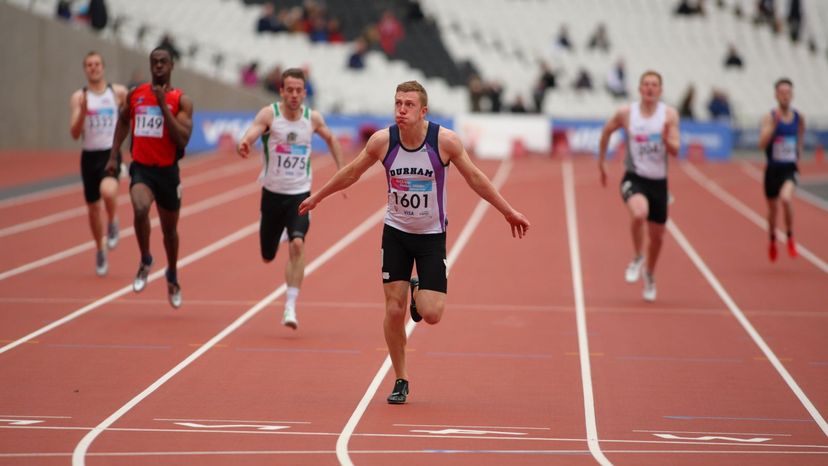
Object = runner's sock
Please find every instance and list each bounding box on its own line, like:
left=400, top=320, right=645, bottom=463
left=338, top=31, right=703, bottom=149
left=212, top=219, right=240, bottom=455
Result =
left=286, top=287, right=299, bottom=310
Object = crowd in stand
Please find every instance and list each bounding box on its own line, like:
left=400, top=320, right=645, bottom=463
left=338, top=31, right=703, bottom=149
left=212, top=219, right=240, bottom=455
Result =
left=57, top=0, right=811, bottom=121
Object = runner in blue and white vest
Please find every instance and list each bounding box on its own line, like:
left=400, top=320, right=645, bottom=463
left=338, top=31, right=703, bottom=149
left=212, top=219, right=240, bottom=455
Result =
left=237, top=67, right=345, bottom=330
left=758, top=78, right=805, bottom=262
left=298, top=80, right=530, bottom=404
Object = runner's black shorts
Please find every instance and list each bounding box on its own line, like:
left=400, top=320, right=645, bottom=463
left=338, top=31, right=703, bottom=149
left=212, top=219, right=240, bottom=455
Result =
left=80, top=149, right=121, bottom=203
left=764, top=163, right=798, bottom=199
left=129, top=161, right=181, bottom=211
left=381, top=224, right=447, bottom=293
left=259, top=189, right=310, bottom=261
left=620, top=171, right=668, bottom=224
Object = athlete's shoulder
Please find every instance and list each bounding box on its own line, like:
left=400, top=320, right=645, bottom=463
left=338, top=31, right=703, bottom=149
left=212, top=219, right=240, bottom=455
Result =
left=366, top=127, right=391, bottom=155
left=663, top=104, right=679, bottom=120
left=436, top=125, right=460, bottom=144
left=436, top=125, right=463, bottom=156
left=70, top=88, right=85, bottom=103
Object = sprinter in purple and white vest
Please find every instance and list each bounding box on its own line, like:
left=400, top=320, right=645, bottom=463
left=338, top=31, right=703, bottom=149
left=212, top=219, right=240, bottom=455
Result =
left=299, top=80, right=530, bottom=404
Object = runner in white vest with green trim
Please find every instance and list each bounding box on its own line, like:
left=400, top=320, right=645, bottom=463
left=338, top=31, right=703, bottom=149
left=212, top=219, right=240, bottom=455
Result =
left=237, top=68, right=345, bottom=330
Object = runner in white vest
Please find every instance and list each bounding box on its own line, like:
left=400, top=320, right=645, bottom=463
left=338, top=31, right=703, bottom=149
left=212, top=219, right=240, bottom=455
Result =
left=299, top=80, right=530, bottom=404
left=69, top=51, right=127, bottom=276
left=237, top=68, right=345, bottom=330
left=598, top=70, right=680, bottom=302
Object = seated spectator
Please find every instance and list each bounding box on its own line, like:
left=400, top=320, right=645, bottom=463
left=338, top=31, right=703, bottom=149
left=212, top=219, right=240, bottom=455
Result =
left=88, top=0, right=108, bottom=32
left=707, top=88, right=732, bottom=121
left=532, top=61, right=559, bottom=112
left=377, top=10, right=404, bottom=56
left=605, top=58, right=628, bottom=99
left=587, top=23, right=610, bottom=52
left=573, top=68, right=593, bottom=91
left=468, top=75, right=485, bottom=112
left=347, top=38, right=367, bottom=70
left=555, top=24, right=573, bottom=52
left=675, top=0, right=704, bottom=15
left=487, top=81, right=503, bottom=113
left=724, top=44, right=744, bottom=68
left=56, top=0, right=72, bottom=21
left=256, top=3, right=286, bottom=34
left=679, top=84, right=696, bottom=120
left=787, top=0, right=802, bottom=42
left=755, top=0, right=776, bottom=24
left=327, top=18, right=345, bottom=43
left=308, top=15, right=328, bottom=42
left=240, top=61, right=259, bottom=88
left=510, top=96, right=528, bottom=113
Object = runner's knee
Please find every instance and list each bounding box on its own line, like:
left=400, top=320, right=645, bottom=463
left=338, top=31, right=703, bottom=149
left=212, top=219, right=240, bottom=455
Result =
left=288, top=237, right=304, bottom=256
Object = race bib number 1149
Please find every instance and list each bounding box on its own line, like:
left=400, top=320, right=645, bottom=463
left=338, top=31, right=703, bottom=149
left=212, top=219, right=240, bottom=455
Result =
left=135, top=106, right=164, bottom=138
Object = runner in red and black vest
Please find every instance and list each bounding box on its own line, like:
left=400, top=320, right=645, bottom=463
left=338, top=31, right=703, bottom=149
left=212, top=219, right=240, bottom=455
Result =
left=107, top=46, right=194, bottom=309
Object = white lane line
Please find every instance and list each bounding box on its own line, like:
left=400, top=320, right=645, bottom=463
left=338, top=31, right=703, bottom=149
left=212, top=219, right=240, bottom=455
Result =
left=0, top=222, right=259, bottom=355
left=740, top=161, right=828, bottom=213
left=394, top=423, right=551, bottom=431
left=71, top=207, right=387, bottom=466
left=154, top=418, right=310, bottom=424
left=681, top=162, right=828, bottom=274
left=6, top=449, right=828, bottom=459
left=335, top=159, right=515, bottom=466
left=0, top=184, right=80, bottom=209
left=634, top=429, right=792, bottom=437
left=562, top=158, right=614, bottom=466
left=8, top=423, right=828, bottom=448
left=0, top=183, right=259, bottom=282
left=667, top=219, right=828, bottom=438
left=0, top=158, right=257, bottom=238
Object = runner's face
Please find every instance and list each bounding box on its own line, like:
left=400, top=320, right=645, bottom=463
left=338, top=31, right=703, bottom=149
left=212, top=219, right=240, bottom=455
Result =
left=280, top=76, right=306, bottom=111
left=638, top=75, right=662, bottom=104
left=149, top=50, right=173, bottom=85
left=84, top=55, right=104, bottom=84
left=394, top=91, right=426, bottom=128
left=776, top=83, right=792, bottom=109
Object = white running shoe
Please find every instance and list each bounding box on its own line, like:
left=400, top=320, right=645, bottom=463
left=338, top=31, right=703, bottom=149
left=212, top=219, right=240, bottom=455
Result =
left=106, top=220, right=119, bottom=249
left=282, top=306, right=298, bottom=330
left=167, top=281, right=182, bottom=309
left=642, top=272, right=657, bottom=302
left=133, top=260, right=152, bottom=292
left=625, top=256, right=645, bottom=283
left=95, top=250, right=108, bottom=276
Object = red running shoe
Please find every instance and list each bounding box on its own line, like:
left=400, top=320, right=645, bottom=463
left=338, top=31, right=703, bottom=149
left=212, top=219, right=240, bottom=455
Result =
left=787, top=237, right=798, bottom=258
left=769, top=241, right=778, bottom=262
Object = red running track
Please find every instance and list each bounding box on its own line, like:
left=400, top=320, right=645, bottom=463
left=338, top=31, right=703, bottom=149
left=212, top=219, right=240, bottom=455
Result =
left=0, top=150, right=826, bottom=466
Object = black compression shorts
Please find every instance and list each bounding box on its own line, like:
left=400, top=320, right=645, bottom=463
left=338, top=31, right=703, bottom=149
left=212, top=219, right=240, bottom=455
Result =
left=620, top=171, right=668, bottom=224
left=129, top=161, right=181, bottom=211
left=381, top=224, right=447, bottom=293
left=81, top=149, right=121, bottom=203
left=764, top=164, right=798, bottom=199
left=259, top=189, right=310, bottom=261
